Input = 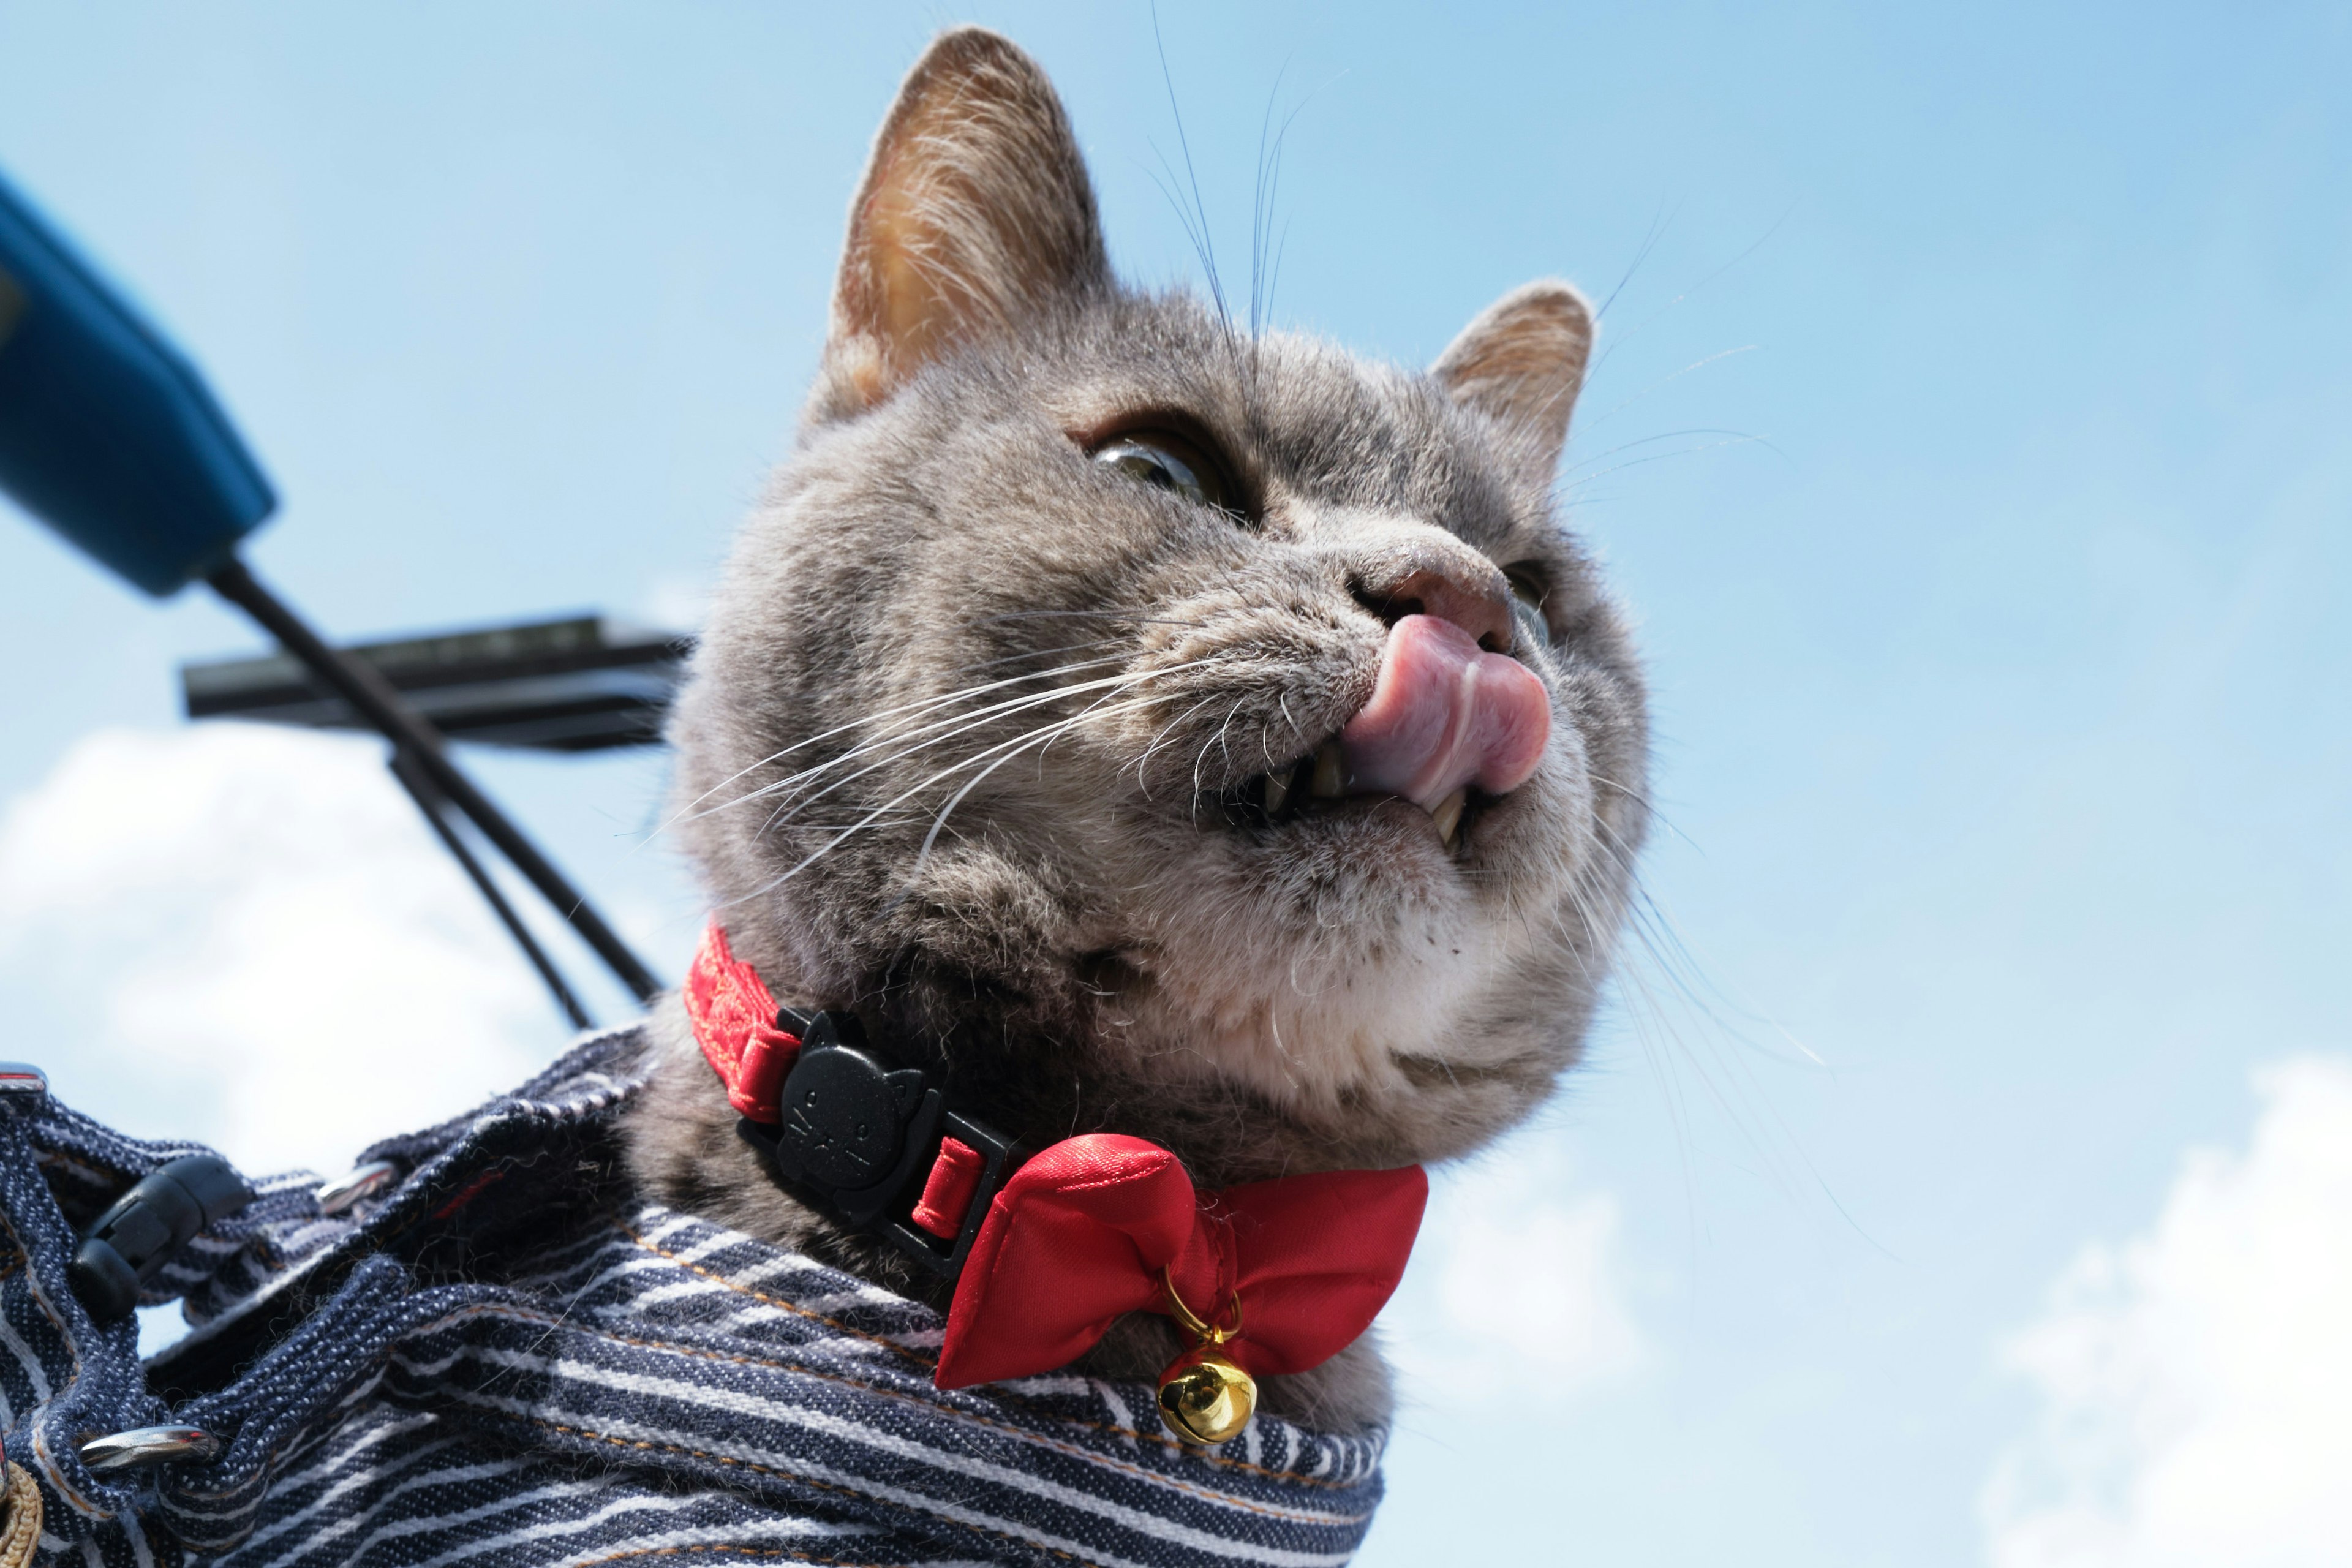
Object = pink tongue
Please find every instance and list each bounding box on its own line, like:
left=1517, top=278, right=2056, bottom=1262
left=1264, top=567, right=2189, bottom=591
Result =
left=1339, top=615, right=1551, bottom=810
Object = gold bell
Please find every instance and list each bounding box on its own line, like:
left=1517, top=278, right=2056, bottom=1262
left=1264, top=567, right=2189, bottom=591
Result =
left=1156, top=1267, right=1257, bottom=1446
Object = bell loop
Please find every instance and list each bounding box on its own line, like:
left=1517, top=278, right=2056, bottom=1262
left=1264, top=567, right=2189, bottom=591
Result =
left=1158, top=1265, right=1243, bottom=1346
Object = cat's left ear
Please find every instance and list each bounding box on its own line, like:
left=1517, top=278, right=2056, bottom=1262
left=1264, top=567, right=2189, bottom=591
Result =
left=1431, top=281, right=1595, bottom=482
left=811, top=27, right=1110, bottom=422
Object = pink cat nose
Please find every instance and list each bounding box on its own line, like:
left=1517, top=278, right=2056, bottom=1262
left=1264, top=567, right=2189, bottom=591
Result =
left=1355, top=565, right=1516, bottom=655
left=1338, top=614, right=1551, bottom=810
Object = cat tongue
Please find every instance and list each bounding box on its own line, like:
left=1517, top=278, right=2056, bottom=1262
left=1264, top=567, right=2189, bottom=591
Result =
left=1340, top=614, right=1551, bottom=810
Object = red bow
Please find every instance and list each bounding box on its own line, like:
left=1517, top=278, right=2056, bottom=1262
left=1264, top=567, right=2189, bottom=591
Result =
left=682, top=924, right=1429, bottom=1391
left=935, top=1133, right=1427, bottom=1389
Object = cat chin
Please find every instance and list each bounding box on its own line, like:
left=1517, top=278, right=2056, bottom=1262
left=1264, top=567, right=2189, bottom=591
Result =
left=1108, top=911, right=1585, bottom=1152
left=1104, top=801, right=1592, bottom=1125
left=1124, top=925, right=1493, bottom=1107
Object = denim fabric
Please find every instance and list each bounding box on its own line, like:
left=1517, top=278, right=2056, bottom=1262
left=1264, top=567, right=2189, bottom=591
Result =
left=0, top=1090, right=175, bottom=1566
left=0, top=1033, right=1387, bottom=1567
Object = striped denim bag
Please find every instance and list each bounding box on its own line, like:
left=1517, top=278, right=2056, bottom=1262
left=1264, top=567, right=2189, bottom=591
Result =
left=0, top=1031, right=1389, bottom=1567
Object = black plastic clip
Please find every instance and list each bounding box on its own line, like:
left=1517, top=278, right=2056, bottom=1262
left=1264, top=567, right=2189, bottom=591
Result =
left=737, top=1010, right=1020, bottom=1283
left=69, top=1155, right=254, bottom=1323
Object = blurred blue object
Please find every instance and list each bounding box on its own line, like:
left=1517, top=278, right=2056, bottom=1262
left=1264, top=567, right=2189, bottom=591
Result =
left=0, top=159, right=656, bottom=1012
left=0, top=167, right=273, bottom=596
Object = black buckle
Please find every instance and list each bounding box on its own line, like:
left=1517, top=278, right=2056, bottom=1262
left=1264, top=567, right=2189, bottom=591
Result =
left=736, top=1010, right=1019, bottom=1281
left=69, top=1154, right=254, bottom=1322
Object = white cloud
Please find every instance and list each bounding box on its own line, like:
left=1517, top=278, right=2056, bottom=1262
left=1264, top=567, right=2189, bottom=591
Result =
left=1983, top=1055, right=2352, bottom=1568
left=0, top=724, right=566, bottom=1177
left=1383, top=1128, right=1646, bottom=1403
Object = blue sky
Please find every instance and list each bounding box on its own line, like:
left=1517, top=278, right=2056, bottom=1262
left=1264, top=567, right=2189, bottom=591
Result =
left=2, top=4, right=2349, bottom=1562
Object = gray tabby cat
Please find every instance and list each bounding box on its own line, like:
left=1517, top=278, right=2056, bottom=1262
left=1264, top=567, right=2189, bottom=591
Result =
left=623, top=26, right=1649, bottom=1434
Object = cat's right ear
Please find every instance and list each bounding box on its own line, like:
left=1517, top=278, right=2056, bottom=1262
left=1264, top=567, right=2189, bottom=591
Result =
left=810, top=28, right=1110, bottom=423
left=1432, top=281, right=1596, bottom=484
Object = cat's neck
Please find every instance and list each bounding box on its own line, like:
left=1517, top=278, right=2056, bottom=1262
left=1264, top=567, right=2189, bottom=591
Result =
left=617, top=991, right=1398, bottom=1433
left=727, top=940, right=1369, bottom=1187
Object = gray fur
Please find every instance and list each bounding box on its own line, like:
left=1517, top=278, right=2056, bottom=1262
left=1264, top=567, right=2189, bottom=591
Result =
left=621, top=26, right=1649, bottom=1434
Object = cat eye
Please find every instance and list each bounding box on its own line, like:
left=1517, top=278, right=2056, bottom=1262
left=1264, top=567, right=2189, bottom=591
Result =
left=1090, top=430, right=1238, bottom=516
left=1502, top=564, right=1551, bottom=636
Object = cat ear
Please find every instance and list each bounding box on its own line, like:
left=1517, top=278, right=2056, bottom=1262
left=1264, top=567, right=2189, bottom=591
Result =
left=1431, top=281, right=1596, bottom=482
left=883, top=1069, right=927, bottom=1118
left=812, top=28, right=1110, bottom=420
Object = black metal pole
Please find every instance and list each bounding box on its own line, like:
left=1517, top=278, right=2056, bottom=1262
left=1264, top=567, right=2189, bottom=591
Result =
left=206, top=557, right=662, bottom=1002
left=387, top=748, right=595, bottom=1031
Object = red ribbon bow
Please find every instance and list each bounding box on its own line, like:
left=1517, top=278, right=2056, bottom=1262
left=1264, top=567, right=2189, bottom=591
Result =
left=935, top=1133, right=1427, bottom=1389
left=683, top=924, right=1429, bottom=1390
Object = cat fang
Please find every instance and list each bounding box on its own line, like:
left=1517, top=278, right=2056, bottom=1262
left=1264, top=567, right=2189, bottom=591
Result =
left=1212, top=754, right=1478, bottom=854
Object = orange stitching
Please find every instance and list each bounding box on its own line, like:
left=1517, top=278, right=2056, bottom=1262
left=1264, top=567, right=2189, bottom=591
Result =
left=169, top=1229, right=1370, bottom=1529
left=524, top=1416, right=1104, bottom=1568
left=572, top=1547, right=885, bottom=1567
left=333, top=1292, right=1362, bottom=1520
left=448, top=1309, right=1364, bottom=1525
left=0, top=1200, right=108, bottom=1520
left=622, top=1226, right=924, bottom=1363
left=618, top=1222, right=1373, bottom=1488
left=165, top=1298, right=543, bottom=1506
left=31, top=1148, right=111, bottom=1189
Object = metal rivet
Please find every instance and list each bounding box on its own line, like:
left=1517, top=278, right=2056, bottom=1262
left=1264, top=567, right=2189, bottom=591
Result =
left=78, top=1426, right=221, bottom=1473
left=314, top=1159, right=399, bottom=1216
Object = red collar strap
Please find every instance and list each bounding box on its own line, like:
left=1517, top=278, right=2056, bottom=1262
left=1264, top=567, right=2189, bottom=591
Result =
left=683, top=922, right=801, bottom=1122
left=685, top=923, right=1428, bottom=1425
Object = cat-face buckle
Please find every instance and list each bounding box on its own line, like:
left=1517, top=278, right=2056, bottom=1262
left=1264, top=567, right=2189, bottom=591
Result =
left=1155, top=1267, right=1255, bottom=1446
left=734, top=1009, right=1019, bottom=1283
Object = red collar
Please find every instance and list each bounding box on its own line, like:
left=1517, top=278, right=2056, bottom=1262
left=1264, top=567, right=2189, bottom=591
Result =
left=682, top=921, right=801, bottom=1124
left=683, top=922, right=1428, bottom=1435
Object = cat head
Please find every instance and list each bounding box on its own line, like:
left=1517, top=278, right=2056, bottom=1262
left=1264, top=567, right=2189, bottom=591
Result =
left=668, top=28, right=1648, bottom=1175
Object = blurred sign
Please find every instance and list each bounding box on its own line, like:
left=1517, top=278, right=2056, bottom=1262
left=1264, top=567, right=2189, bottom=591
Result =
left=183, top=615, right=692, bottom=752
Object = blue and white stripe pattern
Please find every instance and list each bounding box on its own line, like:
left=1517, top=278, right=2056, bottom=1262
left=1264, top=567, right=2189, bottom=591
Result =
left=1, top=1033, right=1390, bottom=1566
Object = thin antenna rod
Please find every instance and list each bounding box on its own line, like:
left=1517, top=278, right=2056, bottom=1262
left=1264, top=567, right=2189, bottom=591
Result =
left=206, top=557, right=661, bottom=1002
left=388, top=748, right=595, bottom=1031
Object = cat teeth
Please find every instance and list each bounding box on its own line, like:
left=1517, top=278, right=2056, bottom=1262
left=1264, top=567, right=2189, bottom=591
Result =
left=1261, top=763, right=1293, bottom=816
left=1309, top=739, right=1347, bottom=799
left=1430, top=788, right=1466, bottom=848
left=1241, top=745, right=1473, bottom=853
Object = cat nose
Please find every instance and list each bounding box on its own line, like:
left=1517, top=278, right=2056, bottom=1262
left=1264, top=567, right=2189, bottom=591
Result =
left=1349, top=551, right=1516, bottom=654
